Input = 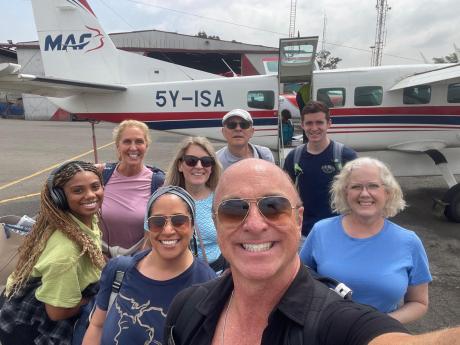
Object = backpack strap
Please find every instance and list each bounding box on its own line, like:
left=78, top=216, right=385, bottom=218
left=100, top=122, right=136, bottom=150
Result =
left=332, top=141, right=345, bottom=172
left=79, top=255, right=137, bottom=343
left=165, top=286, right=208, bottom=345
left=101, top=162, right=117, bottom=186
left=107, top=255, right=136, bottom=310
left=253, top=145, right=263, bottom=159
left=292, top=144, right=306, bottom=188
left=146, top=166, right=165, bottom=194
left=306, top=265, right=352, bottom=300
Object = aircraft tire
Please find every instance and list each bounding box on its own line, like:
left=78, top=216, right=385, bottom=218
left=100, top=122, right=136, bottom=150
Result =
left=443, top=184, right=460, bottom=223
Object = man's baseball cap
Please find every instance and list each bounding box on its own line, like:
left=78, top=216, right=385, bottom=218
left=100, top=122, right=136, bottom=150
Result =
left=222, top=109, right=253, bottom=125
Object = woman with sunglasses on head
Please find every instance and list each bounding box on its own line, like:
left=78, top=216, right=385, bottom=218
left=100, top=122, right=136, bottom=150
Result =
left=0, top=161, right=105, bottom=345
left=300, top=157, right=432, bottom=324
left=82, top=186, right=216, bottom=345
left=165, top=137, right=225, bottom=272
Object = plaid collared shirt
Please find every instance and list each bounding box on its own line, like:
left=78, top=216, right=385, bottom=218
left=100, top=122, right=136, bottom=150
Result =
left=0, top=278, right=75, bottom=345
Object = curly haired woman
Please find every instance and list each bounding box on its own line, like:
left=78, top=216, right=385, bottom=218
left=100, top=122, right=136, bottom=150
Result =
left=0, top=161, right=105, bottom=345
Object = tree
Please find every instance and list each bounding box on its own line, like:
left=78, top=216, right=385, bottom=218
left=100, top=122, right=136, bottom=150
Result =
left=195, top=31, right=220, bottom=40
left=432, top=52, right=458, bottom=64
left=196, top=31, right=207, bottom=38
left=315, top=50, right=342, bottom=70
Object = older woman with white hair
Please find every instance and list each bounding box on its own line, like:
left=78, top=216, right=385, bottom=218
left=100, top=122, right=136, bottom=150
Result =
left=300, top=157, right=432, bottom=324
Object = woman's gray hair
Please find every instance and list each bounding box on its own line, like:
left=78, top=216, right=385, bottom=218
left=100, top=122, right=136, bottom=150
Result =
left=164, top=136, right=222, bottom=190
left=330, top=157, right=406, bottom=218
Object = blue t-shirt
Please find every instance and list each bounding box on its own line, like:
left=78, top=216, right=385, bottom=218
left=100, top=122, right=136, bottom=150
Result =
left=300, top=216, right=432, bottom=313
left=96, top=250, right=216, bottom=345
left=195, top=193, right=221, bottom=263
left=283, top=141, right=357, bottom=236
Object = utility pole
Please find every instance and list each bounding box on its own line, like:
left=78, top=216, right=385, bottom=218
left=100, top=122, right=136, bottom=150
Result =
left=371, top=0, right=391, bottom=66
left=288, top=0, right=297, bottom=38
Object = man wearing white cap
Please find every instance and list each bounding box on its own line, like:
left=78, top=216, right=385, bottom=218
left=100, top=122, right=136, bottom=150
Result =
left=216, top=109, right=275, bottom=170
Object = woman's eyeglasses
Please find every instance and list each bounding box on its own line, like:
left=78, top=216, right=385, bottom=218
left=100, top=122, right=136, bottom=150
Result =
left=182, top=155, right=215, bottom=168
left=147, top=214, right=191, bottom=232
left=225, top=121, right=251, bottom=130
left=215, top=196, right=298, bottom=227
left=348, top=183, right=384, bottom=192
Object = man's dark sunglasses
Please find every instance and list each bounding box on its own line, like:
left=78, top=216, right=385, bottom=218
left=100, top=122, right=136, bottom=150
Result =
left=225, top=120, right=251, bottom=130
left=182, top=155, right=215, bottom=168
left=216, top=196, right=298, bottom=227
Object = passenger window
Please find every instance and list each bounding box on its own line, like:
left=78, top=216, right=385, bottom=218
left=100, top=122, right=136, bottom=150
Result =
left=403, top=85, right=431, bottom=104
left=354, top=86, right=383, bottom=106
left=317, top=88, right=346, bottom=107
left=247, top=90, right=275, bottom=109
left=447, top=83, right=460, bottom=103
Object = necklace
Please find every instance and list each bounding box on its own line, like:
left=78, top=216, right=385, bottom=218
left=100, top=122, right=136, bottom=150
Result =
left=221, top=290, right=234, bottom=345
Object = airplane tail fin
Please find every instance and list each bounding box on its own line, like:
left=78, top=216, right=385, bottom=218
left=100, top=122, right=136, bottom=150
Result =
left=31, top=0, right=219, bottom=85
left=31, top=0, right=122, bottom=84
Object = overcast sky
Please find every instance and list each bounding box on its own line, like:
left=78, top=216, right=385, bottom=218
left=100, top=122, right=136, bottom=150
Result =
left=1, top=0, right=459, bottom=68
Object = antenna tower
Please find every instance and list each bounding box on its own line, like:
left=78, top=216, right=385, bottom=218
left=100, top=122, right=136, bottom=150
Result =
left=321, top=14, right=327, bottom=51
left=371, top=0, right=391, bottom=66
left=288, top=0, right=297, bottom=38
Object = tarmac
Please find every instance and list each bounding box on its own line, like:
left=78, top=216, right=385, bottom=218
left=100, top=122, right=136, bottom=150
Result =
left=0, top=118, right=459, bottom=334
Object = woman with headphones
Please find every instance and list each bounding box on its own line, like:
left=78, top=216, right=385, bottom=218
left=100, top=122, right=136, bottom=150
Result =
left=82, top=186, right=216, bottom=345
left=0, top=161, right=105, bottom=345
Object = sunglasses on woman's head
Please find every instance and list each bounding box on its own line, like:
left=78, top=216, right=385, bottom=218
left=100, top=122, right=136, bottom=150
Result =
left=216, top=196, right=298, bottom=227
left=225, top=120, right=251, bottom=130
left=182, top=155, right=215, bottom=168
left=147, top=214, right=191, bottom=232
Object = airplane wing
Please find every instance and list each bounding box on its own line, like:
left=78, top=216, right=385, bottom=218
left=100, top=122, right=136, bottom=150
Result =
left=0, top=63, right=126, bottom=97
left=389, top=63, right=460, bottom=91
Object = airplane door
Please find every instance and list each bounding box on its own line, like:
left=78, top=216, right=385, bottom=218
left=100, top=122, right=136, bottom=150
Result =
left=278, top=36, right=318, bottom=84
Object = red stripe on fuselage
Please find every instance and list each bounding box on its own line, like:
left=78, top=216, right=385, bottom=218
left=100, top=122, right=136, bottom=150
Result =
left=332, top=125, right=460, bottom=129
left=329, top=128, right=457, bottom=134
left=331, top=106, right=460, bottom=116
left=79, top=110, right=277, bottom=122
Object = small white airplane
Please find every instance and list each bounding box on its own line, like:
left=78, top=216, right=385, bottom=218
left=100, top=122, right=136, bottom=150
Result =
left=0, top=0, right=460, bottom=223
left=0, top=0, right=279, bottom=148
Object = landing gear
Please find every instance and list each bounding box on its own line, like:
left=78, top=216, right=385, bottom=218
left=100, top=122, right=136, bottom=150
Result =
left=425, top=149, right=460, bottom=223
left=443, top=184, right=460, bottom=222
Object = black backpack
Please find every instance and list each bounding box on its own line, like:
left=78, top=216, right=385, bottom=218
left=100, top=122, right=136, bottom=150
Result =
left=291, top=141, right=344, bottom=188
left=165, top=266, right=351, bottom=345
left=101, top=163, right=165, bottom=194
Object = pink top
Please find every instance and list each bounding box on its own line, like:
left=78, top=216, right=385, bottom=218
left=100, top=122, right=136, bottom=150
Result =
left=100, top=165, right=153, bottom=253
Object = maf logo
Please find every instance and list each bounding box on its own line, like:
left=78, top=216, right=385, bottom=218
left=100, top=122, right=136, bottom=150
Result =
left=44, top=26, right=104, bottom=52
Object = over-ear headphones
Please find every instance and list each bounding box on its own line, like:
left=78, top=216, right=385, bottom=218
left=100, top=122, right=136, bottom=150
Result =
left=47, top=161, right=74, bottom=211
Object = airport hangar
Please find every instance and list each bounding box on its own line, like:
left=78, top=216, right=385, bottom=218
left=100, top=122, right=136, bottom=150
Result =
left=5, top=30, right=278, bottom=120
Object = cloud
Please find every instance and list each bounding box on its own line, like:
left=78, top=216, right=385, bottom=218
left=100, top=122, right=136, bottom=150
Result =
left=1, top=0, right=459, bottom=68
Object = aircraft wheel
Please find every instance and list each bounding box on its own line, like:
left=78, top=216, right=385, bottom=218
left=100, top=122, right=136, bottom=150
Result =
left=443, top=184, right=460, bottom=223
